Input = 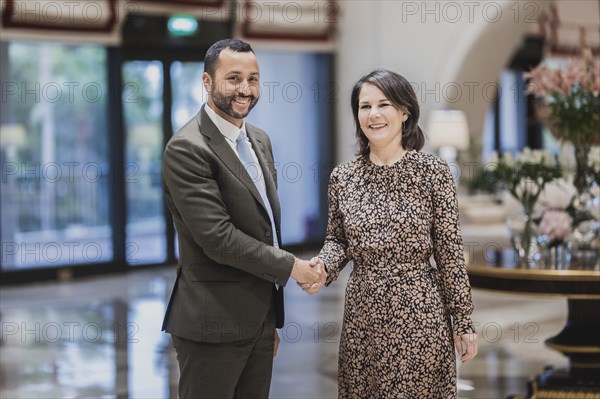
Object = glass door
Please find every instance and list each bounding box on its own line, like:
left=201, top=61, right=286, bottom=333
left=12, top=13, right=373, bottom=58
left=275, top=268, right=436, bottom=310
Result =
left=121, top=60, right=206, bottom=265
left=169, top=61, right=205, bottom=260
left=122, top=61, right=166, bottom=265
left=1, top=42, right=112, bottom=271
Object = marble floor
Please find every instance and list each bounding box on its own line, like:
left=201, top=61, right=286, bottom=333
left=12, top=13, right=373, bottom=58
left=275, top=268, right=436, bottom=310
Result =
left=0, top=249, right=569, bottom=399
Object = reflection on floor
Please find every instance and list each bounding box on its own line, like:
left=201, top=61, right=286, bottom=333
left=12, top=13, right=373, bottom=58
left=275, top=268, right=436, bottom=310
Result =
left=0, top=250, right=568, bottom=399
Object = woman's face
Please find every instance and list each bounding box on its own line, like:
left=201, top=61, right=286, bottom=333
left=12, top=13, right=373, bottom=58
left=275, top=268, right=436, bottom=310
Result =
left=357, top=83, right=408, bottom=149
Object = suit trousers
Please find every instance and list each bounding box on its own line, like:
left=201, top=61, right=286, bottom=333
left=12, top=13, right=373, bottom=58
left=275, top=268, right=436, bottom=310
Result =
left=171, top=307, right=276, bottom=399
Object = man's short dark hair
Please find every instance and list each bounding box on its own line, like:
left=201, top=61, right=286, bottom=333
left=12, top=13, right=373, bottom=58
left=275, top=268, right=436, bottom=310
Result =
left=204, top=39, right=255, bottom=78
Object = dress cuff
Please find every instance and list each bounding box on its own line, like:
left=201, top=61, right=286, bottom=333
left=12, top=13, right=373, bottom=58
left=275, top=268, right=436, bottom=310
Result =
left=453, top=315, right=475, bottom=336
left=319, top=248, right=344, bottom=286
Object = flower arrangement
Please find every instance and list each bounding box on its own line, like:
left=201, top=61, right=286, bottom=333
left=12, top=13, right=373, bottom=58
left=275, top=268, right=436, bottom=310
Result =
left=489, top=148, right=563, bottom=217
left=523, top=48, right=600, bottom=193
left=488, top=148, right=563, bottom=261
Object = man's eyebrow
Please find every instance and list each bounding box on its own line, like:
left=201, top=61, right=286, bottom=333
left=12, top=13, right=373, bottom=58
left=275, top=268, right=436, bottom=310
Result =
left=225, top=70, right=260, bottom=75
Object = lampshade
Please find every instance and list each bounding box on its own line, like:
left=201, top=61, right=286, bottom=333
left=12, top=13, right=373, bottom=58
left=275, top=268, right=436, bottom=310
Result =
left=0, top=124, right=27, bottom=148
left=426, top=110, right=470, bottom=151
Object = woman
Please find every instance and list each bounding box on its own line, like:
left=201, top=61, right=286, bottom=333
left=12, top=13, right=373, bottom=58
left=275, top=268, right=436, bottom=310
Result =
left=313, top=69, right=477, bottom=398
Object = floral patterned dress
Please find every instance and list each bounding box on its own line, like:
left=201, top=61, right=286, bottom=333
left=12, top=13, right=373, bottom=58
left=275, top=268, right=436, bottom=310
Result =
left=319, top=150, right=475, bottom=399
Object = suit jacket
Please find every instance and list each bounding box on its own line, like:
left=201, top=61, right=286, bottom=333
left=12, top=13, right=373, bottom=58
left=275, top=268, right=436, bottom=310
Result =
left=161, top=105, right=295, bottom=343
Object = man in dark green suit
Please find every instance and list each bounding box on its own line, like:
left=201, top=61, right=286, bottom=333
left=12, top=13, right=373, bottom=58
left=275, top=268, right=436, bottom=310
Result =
left=162, top=39, right=325, bottom=398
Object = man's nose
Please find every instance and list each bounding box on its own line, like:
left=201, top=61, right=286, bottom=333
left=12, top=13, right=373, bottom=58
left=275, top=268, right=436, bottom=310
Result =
left=237, top=82, right=252, bottom=96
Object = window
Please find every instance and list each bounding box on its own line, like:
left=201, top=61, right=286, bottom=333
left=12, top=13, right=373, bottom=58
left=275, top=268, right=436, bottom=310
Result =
left=1, top=42, right=111, bottom=270
left=122, top=61, right=166, bottom=265
left=481, top=69, right=530, bottom=159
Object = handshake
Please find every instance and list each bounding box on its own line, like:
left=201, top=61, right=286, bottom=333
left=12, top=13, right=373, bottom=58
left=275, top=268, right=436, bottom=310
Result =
left=290, top=257, right=327, bottom=295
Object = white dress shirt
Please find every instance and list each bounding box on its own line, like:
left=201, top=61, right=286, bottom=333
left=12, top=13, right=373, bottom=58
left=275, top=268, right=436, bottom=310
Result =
left=204, top=103, right=268, bottom=196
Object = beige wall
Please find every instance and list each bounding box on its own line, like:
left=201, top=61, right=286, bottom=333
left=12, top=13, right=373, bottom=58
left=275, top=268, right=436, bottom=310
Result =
left=334, top=0, right=547, bottom=162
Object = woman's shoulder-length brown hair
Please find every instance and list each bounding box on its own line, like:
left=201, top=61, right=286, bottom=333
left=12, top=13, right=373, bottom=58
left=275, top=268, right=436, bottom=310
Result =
left=351, top=69, right=425, bottom=156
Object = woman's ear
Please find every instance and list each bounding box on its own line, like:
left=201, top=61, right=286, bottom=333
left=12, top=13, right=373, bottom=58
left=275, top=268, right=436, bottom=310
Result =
left=400, top=108, right=410, bottom=122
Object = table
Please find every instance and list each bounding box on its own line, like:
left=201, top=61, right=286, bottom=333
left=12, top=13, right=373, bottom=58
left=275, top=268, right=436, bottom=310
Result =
left=467, top=250, right=600, bottom=399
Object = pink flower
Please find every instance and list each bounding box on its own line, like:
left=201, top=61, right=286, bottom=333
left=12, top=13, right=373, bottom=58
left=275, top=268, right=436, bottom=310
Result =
left=592, top=59, right=600, bottom=96
left=539, top=209, right=573, bottom=241
left=562, top=59, right=586, bottom=91
left=524, top=51, right=600, bottom=97
left=523, top=48, right=600, bottom=146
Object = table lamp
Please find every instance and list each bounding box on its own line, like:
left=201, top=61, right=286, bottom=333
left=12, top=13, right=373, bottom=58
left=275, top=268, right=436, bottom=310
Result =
left=426, top=110, right=470, bottom=163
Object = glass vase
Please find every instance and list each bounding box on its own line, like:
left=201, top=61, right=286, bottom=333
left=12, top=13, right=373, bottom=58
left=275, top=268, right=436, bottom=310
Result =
left=570, top=188, right=599, bottom=268
left=538, top=236, right=571, bottom=269
left=507, top=212, right=540, bottom=265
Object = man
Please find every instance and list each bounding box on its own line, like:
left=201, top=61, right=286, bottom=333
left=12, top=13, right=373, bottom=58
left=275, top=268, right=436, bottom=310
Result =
left=161, top=38, right=325, bottom=398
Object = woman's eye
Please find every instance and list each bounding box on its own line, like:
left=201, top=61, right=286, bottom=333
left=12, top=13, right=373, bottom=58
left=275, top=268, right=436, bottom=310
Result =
left=360, top=105, right=370, bottom=109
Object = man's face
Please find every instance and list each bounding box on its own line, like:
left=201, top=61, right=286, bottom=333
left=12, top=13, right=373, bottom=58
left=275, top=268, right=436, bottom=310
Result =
left=203, top=49, right=260, bottom=126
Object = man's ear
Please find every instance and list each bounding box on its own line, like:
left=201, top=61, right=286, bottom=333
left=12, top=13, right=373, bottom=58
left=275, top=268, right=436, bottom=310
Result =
left=202, top=72, right=212, bottom=93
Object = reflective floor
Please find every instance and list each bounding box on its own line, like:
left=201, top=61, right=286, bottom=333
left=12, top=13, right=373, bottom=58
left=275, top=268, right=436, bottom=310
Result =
left=1, top=250, right=568, bottom=399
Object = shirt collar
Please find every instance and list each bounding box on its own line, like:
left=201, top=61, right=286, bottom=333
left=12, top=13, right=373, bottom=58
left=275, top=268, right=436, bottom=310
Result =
left=204, top=102, right=246, bottom=142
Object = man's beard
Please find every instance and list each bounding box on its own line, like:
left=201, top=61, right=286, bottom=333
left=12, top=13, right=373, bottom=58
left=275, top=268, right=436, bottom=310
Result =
left=211, top=84, right=259, bottom=119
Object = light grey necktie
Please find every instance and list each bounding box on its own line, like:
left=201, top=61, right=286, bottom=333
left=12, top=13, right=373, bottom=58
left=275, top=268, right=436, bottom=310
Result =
left=236, top=130, right=279, bottom=248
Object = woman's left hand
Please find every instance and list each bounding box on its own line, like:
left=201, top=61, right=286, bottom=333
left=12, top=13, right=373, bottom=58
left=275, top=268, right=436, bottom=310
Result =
left=454, top=333, right=478, bottom=363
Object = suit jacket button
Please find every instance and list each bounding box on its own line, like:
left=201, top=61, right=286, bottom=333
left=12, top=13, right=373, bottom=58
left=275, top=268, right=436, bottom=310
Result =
left=265, top=230, right=272, bottom=238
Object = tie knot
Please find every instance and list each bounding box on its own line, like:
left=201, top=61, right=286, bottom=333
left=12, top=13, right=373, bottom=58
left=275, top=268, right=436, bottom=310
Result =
left=237, top=130, right=247, bottom=143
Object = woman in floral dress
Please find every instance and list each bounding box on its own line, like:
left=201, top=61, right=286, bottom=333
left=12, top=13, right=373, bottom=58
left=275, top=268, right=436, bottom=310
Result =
left=311, top=69, right=478, bottom=398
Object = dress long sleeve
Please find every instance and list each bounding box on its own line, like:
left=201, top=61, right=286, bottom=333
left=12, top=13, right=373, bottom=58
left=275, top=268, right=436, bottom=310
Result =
left=431, top=160, right=475, bottom=337
left=319, top=167, right=350, bottom=285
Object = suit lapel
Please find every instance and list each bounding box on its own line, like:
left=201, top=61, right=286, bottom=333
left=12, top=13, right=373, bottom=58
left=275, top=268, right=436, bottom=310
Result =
left=197, top=106, right=268, bottom=214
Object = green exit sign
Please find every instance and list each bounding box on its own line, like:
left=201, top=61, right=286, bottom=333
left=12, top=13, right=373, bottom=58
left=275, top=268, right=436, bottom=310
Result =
left=168, top=15, right=198, bottom=36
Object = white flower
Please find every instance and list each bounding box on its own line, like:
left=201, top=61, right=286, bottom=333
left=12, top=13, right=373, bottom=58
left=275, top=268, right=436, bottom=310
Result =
left=518, top=147, right=533, bottom=163
left=589, top=146, right=600, bottom=172
left=515, top=179, right=538, bottom=199
left=537, top=178, right=577, bottom=209
left=542, top=151, right=556, bottom=166
left=517, top=147, right=554, bottom=166
left=532, top=150, right=544, bottom=164
left=503, top=152, right=515, bottom=167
